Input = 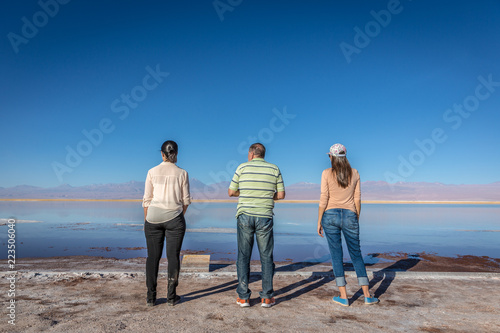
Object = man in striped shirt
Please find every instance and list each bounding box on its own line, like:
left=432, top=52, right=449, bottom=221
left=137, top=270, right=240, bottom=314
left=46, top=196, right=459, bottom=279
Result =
left=228, top=143, right=285, bottom=308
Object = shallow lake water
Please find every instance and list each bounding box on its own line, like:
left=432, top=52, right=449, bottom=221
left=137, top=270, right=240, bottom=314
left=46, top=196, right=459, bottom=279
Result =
left=1, top=201, right=499, bottom=262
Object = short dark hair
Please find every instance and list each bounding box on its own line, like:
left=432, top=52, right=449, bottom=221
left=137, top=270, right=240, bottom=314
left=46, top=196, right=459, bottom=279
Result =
left=161, top=140, right=178, bottom=163
left=249, top=143, right=266, bottom=158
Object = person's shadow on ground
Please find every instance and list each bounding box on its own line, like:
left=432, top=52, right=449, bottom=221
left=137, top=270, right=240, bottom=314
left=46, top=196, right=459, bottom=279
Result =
left=180, top=261, right=329, bottom=305
left=273, top=262, right=334, bottom=304
left=178, top=255, right=420, bottom=305
left=349, top=253, right=421, bottom=303
left=273, top=274, right=334, bottom=304
left=179, top=279, right=238, bottom=303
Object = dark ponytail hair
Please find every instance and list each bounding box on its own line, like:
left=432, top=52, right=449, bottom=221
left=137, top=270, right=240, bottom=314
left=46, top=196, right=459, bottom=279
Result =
left=331, top=155, right=352, bottom=189
left=161, top=140, right=178, bottom=163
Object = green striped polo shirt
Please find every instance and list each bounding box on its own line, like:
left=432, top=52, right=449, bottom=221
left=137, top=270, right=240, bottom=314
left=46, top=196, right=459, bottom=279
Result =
left=229, top=158, right=285, bottom=218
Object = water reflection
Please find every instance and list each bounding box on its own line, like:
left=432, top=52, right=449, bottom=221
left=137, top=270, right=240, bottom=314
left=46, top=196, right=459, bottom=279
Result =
left=0, top=201, right=498, bottom=260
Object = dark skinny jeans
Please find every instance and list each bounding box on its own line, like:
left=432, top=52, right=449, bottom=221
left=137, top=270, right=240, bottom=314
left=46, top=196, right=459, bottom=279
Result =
left=144, top=213, right=186, bottom=301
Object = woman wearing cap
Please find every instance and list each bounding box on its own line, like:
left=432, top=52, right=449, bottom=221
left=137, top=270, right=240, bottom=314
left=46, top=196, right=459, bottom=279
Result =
left=317, top=143, right=379, bottom=306
left=142, top=140, right=191, bottom=307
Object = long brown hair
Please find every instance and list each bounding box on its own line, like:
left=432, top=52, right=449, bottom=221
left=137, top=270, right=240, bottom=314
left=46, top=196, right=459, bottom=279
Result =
left=330, top=155, right=352, bottom=189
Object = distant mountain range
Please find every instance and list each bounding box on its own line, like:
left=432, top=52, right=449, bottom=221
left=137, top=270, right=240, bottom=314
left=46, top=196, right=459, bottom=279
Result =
left=0, top=179, right=499, bottom=201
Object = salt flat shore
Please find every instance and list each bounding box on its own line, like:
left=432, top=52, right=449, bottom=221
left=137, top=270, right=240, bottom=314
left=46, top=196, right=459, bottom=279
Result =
left=1, top=253, right=499, bottom=332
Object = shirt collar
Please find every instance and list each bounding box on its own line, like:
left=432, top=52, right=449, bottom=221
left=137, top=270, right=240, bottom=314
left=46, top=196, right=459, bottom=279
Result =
left=251, top=158, right=265, bottom=161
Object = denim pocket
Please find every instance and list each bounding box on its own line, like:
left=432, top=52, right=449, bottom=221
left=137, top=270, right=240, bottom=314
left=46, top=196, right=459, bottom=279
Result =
left=322, top=209, right=340, bottom=227
left=237, top=214, right=252, bottom=230
left=256, top=218, right=273, bottom=232
left=345, top=210, right=359, bottom=229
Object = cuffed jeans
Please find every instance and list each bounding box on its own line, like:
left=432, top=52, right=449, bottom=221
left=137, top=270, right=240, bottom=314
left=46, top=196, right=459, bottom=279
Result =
left=321, top=208, right=369, bottom=287
left=144, top=213, right=186, bottom=302
left=236, top=214, right=275, bottom=300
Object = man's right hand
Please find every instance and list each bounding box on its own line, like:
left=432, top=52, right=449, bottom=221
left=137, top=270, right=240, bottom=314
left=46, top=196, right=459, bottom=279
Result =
left=228, top=189, right=240, bottom=197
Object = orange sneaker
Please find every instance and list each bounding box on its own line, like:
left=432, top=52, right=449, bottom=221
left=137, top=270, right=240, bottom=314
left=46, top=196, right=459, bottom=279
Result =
left=236, top=297, right=250, bottom=307
left=261, top=297, right=275, bottom=308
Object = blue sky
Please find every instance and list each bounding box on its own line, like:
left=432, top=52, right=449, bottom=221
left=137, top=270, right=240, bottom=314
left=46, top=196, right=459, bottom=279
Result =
left=1, top=0, right=499, bottom=188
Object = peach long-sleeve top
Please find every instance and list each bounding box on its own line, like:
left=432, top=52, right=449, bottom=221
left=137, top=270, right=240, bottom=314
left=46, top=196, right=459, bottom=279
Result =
left=319, top=168, right=360, bottom=214
left=142, top=161, right=191, bottom=223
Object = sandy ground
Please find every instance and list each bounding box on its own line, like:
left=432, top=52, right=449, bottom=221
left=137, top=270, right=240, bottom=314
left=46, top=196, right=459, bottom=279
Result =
left=1, top=254, right=500, bottom=333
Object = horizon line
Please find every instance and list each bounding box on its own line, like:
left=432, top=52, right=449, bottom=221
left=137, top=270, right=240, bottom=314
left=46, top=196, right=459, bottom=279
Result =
left=1, top=199, right=499, bottom=205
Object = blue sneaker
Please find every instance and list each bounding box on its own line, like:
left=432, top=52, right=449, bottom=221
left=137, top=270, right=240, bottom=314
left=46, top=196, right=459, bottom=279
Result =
left=332, top=296, right=349, bottom=307
left=364, top=296, right=379, bottom=305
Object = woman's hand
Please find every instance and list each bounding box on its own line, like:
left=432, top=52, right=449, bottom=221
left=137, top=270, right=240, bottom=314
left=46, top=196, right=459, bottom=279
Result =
left=317, top=222, right=324, bottom=237
left=317, top=206, right=326, bottom=238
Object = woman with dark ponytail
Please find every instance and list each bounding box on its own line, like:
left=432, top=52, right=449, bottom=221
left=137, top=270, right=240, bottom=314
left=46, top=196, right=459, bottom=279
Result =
left=161, top=141, right=178, bottom=163
left=142, top=140, right=190, bottom=307
left=317, top=143, right=379, bottom=307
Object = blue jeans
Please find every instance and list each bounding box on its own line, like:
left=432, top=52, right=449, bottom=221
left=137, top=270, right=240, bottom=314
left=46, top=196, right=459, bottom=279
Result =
left=236, top=214, right=275, bottom=300
left=321, top=208, right=369, bottom=287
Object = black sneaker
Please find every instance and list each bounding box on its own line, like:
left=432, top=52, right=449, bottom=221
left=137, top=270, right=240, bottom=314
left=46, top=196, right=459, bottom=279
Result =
left=147, top=299, right=156, bottom=307
left=167, top=295, right=181, bottom=306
